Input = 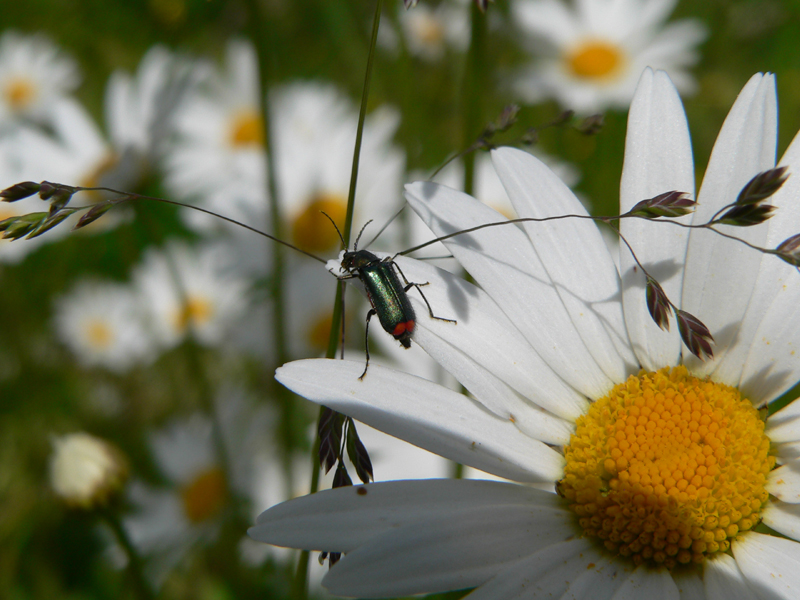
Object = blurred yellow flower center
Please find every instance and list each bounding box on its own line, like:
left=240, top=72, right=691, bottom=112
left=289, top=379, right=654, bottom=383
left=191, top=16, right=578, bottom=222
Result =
left=176, top=296, right=214, bottom=332
left=414, top=16, right=445, bottom=46
left=291, top=194, right=347, bottom=254
left=85, top=320, right=113, bottom=349
left=180, top=467, right=227, bottom=523
left=79, top=154, right=120, bottom=207
left=0, top=207, right=15, bottom=242
left=308, top=312, right=333, bottom=351
left=566, top=41, right=623, bottom=79
left=5, top=77, right=37, bottom=110
left=148, top=0, right=186, bottom=26
left=229, top=110, right=264, bottom=147
left=558, top=366, right=773, bottom=569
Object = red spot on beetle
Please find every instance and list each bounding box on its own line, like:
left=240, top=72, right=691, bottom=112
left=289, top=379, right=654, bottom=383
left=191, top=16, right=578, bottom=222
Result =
left=392, top=320, right=416, bottom=338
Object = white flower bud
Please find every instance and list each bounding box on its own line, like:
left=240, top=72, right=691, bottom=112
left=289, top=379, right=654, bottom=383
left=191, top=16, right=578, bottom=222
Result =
left=49, top=432, right=128, bottom=509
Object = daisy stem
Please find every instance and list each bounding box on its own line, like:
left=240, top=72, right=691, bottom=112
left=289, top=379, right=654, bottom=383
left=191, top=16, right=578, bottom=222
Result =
left=132, top=207, right=240, bottom=512
left=245, top=0, right=305, bottom=495
left=243, top=0, right=289, bottom=364
left=342, top=0, right=384, bottom=246
left=461, top=0, right=488, bottom=197
left=100, top=509, right=154, bottom=600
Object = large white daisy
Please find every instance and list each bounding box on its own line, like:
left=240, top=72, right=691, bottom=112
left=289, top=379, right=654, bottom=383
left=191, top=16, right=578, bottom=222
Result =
left=250, top=69, right=800, bottom=599
left=407, top=150, right=581, bottom=262
left=513, top=0, right=707, bottom=112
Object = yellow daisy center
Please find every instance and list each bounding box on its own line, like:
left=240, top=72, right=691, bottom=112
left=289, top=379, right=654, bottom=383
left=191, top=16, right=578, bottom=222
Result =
left=78, top=153, right=120, bottom=209
left=414, top=16, right=445, bottom=46
left=85, top=320, right=114, bottom=349
left=229, top=109, right=264, bottom=148
left=4, top=77, right=37, bottom=110
left=175, top=296, right=214, bottom=332
left=557, top=366, right=773, bottom=569
left=566, top=40, right=624, bottom=80
left=180, top=467, right=227, bottom=523
left=291, top=194, right=348, bottom=254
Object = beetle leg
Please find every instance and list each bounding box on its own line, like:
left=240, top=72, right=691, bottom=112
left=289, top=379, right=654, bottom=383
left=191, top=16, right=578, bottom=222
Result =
left=392, top=262, right=456, bottom=325
left=359, top=308, right=377, bottom=380
left=404, top=282, right=457, bottom=324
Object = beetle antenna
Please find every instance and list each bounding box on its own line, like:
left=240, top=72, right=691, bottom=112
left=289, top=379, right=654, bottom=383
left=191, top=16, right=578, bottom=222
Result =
left=364, top=205, right=405, bottom=249
left=353, top=220, right=373, bottom=251
left=320, top=211, right=347, bottom=250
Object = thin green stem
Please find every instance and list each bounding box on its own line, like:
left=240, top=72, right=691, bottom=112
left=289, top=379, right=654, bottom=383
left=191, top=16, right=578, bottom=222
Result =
left=461, top=1, right=488, bottom=197
left=243, top=0, right=289, bottom=363
left=295, top=1, right=385, bottom=592
left=101, top=509, right=155, bottom=600
left=342, top=0, right=384, bottom=246
left=245, top=0, right=306, bottom=505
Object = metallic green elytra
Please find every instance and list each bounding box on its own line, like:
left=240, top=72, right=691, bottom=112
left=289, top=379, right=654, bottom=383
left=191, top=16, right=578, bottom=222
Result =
left=338, top=248, right=456, bottom=380
left=341, top=249, right=417, bottom=348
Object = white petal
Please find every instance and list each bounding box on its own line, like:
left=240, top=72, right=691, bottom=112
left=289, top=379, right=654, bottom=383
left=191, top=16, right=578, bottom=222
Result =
left=249, top=478, right=564, bottom=551
left=492, top=147, right=638, bottom=384
left=560, top=553, right=633, bottom=600
left=673, top=570, right=705, bottom=600
left=762, top=499, right=800, bottom=542
left=414, top=326, right=573, bottom=445
left=733, top=531, right=800, bottom=600
left=321, top=503, right=578, bottom=598
left=682, top=73, right=777, bottom=379
left=736, top=131, right=800, bottom=405
left=611, top=566, right=679, bottom=600
left=619, top=69, right=694, bottom=370
left=704, top=553, right=759, bottom=600
left=276, top=359, right=565, bottom=482
left=395, top=255, right=588, bottom=423
left=464, top=538, right=601, bottom=600
left=766, top=398, right=800, bottom=443
left=775, top=441, right=800, bottom=465
left=767, top=459, right=800, bottom=503
left=406, top=180, right=617, bottom=399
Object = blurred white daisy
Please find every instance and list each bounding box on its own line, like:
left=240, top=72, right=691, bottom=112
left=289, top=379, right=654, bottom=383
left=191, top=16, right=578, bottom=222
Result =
left=5, top=44, right=191, bottom=230
left=513, top=0, right=706, bottom=112
left=132, top=241, right=249, bottom=349
left=15, top=98, right=114, bottom=187
left=164, top=41, right=405, bottom=249
left=123, top=387, right=272, bottom=587
left=271, top=82, right=405, bottom=256
left=104, top=45, right=198, bottom=179
left=53, top=279, right=155, bottom=373
left=0, top=30, right=79, bottom=125
left=251, top=70, right=800, bottom=598
left=398, top=0, right=470, bottom=61
left=0, top=137, right=71, bottom=263
left=163, top=39, right=265, bottom=223
left=166, top=56, right=405, bottom=364
left=7, top=99, right=131, bottom=235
